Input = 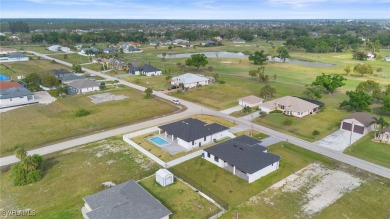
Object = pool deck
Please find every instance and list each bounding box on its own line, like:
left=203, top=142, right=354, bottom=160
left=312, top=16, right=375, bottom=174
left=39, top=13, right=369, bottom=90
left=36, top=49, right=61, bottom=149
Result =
left=151, top=134, right=187, bottom=155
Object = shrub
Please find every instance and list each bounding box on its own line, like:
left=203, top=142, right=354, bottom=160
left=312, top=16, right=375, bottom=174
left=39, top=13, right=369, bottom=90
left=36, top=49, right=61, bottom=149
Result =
left=312, top=130, right=320, bottom=137
left=75, top=108, right=90, bottom=117
left=218, top=80, right=226, bottom=84
left=242, top=106, right=252, bottom=113
left=283, top=118, right=293, bottom=126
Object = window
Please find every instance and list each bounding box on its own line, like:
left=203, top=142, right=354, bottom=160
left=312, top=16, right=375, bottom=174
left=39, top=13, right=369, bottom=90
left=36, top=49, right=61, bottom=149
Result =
left=214, top=156, right=219, bottom=162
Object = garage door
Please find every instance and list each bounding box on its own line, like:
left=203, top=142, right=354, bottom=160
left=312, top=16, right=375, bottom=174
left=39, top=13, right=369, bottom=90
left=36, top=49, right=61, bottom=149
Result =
left=353, top=125, right=364, bottom=134
left=341, top=122, right=352, bottom=131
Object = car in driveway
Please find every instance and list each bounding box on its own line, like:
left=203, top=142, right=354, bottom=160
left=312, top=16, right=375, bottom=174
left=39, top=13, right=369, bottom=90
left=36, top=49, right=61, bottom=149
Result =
left=172, top=98, right=180, bottom=104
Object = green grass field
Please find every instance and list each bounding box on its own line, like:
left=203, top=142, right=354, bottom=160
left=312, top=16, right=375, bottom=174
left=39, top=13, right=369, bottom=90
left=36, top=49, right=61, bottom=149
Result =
left=0, top=88, right=178, bottom=156
left=170, top=142, right=333, bottom=207
left=139, top=177, right=219, bottom=219
left=344, top=132, right=390, bottom=169
left=0, top=137, right=159, bottom=219
left=1, top=59, right=73, bottom=77
left=50, top=53, right=91, bottom=64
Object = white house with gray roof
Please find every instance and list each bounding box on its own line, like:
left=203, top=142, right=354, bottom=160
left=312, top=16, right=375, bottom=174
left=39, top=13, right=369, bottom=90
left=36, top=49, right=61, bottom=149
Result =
left=259, top=96, right=320, bottom=118
left=0, top=52, right=29, bottom=63
left=82, top=180, right=172, bottom=219
left=68, top=80, right=100, bottom=94
left=203, top=135, right=281, bottom=183
left=170, top=73, right=210, bottom=89
left=158, top=118, right=231, bottom=150
left=0, top=87, right=36, bottom=108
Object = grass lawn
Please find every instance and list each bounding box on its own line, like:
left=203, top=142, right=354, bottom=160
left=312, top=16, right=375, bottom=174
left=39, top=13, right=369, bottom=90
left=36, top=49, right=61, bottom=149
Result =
left=123, top=75, right=172, bottom=91
left=234, top=130, right=269, bottom=140
left=0, top=88, right=178, bottom=156
left=1, top=59, right=72, bottom=78
left=49, top=53, right=91, bottom=65
left=139, top=176, right=219, bottom=219
left=82, top=63, right=103, bottom=71
left=344, top=132, right=390, bottom=169
left=170, top=142, right=333, bottom=208
left=230, top=107, right=257, bottom=117
left=0, top=137, right=159, bottom=219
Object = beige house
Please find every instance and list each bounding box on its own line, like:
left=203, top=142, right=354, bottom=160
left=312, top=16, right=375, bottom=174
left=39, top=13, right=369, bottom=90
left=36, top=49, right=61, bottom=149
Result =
left=340, top=112, right=376, bottom=135
left=259, top=96, right=320, bottom=118
left=238, top=95, right=263, bottom=107
left=379, top=127, right=390, bottom=143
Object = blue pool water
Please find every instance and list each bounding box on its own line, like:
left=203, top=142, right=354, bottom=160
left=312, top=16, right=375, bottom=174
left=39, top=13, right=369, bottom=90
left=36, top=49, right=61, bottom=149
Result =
left=149, top=136, right=170, bottom=147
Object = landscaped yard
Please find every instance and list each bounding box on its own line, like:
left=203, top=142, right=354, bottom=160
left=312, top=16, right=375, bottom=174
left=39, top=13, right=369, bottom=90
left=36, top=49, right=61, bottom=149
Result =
left=1, top=59, right=73, bottom=77
left=0, top=88, right=179, bottom=156
left=170, top=142, right=333, bottom=208
left=139, top=176, right=220, bottom=219
left=344, top=132, right=390, bottom=169
left=0, top=137, right=159, bottom=219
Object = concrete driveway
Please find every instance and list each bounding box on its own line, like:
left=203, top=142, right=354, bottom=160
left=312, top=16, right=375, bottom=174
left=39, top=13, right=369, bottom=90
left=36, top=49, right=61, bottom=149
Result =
left=219, top=105, right=242, bottom=114
left=315, top=130, right=364, bottom=152
left=34, top=91, right=56, bottom=104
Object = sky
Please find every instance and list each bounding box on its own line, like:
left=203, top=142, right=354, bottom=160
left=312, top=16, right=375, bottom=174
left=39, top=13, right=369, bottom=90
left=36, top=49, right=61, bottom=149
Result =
left=1, top=0, right=389, bottom=19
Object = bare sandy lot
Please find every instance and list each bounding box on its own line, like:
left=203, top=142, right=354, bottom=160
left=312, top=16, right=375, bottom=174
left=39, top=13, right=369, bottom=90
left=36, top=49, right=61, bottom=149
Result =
left=88, top=92, right=128, bottom=104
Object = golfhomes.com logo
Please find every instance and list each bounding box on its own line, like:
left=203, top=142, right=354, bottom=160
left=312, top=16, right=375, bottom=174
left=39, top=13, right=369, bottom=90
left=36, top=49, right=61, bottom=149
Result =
left=1, top=209, right=36, bottom=216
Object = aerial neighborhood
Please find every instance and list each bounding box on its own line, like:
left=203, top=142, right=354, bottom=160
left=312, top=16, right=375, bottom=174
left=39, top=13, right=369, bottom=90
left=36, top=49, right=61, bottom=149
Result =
left=0, top=12, right=389, bottom=219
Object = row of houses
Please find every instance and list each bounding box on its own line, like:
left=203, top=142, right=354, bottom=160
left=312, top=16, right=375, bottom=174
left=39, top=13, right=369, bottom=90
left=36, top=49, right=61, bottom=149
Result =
left=51, top=69, right=100, bottom=94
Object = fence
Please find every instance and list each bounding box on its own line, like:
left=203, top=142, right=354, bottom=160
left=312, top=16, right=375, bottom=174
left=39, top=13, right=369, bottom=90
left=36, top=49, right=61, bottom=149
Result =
left=170, top=168, right=229, bottom=211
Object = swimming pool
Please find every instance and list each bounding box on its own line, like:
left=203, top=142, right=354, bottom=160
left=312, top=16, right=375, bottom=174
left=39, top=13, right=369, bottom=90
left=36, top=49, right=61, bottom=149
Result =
left=149, top=136, right=170, bottom=147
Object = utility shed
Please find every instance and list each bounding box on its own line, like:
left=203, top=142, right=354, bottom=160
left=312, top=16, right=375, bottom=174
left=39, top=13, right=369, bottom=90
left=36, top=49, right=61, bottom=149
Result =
left=156, top=169, right=174, bottom=187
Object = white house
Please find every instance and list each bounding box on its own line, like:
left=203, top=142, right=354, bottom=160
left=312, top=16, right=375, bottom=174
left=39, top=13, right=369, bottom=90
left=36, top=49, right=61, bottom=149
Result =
left=68, top=80, right=100, bottom=94
left=171, top=73, right=210, bottom=89
left=158, top=118, right=231, bottom=150
left=233, top=39, right=246, bottom=44
left=259, top=96, right=320, bottom=118
left=82, top=180, right=172, bottom=219
left=78, top=48, right=98, bottom=56
left=379, top=127, right=390, bottom=144
left=156, top=169, right=174, bottom=187
left=0, top=87, right=36, bottom=108
left=340, top=112, right=376, bottom=135
left=367, top=53, right=375, bottom=60
left=0, top=52, right=29, bottom=63
left=129, top=64, right=162, bottom=76
left=203, top=135, right=281, bottom=183
left=61, top=47, right=71, bottom=52
left=384, top=56, right=390, bottom=62
left=238, top=95, right=263, bottom=107
left=47, top=45, right=62, bottom=52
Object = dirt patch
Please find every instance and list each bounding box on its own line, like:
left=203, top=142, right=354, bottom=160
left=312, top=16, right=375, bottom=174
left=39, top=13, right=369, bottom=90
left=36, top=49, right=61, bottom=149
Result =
left=220, top=61, right=232, bottom=64
left=88, top=92, right=128, bottom=104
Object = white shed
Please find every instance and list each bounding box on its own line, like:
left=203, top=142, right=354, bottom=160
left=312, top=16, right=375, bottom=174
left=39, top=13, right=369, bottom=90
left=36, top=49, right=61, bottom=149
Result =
left=156, top=169, right=174, bottom=187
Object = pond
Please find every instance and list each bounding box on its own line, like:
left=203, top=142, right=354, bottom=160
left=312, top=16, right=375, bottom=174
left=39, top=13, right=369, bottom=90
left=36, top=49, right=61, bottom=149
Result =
left=157, top=52, right=337, bottom=68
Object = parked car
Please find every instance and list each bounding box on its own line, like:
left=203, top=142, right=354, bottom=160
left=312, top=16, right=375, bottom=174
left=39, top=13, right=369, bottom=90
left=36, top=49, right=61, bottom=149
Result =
left=172, top=98, right=180, bottom=104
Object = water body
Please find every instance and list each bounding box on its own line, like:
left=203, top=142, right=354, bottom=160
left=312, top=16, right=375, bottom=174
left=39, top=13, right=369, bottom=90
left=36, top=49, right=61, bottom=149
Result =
left=157, top=52, right=336, bottom=68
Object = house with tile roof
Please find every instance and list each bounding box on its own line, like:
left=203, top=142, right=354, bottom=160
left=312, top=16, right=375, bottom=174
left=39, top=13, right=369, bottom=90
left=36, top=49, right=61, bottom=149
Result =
left=259, top=96, right=320, bottom=117
left=158, top=118, right=231, bottom=150
left=238, top=95, right=264, bottom=107
left=203, top=135, right=281, bottom=183
left=170, top=73, right=211, bottom=89
left=82, top=180, right=172, bottom=219
left=0, top=81, right=21, bottom=90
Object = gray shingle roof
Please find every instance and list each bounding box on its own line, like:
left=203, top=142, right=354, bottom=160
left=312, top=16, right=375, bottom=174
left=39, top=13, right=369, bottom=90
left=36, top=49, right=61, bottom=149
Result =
left=69, top=80, right=99, bottom=89
left=204, top=135, right=281, bottom=174
left=142, top=64, right=161, bottom=73
left=343, top=112, right=377, bottom=127
left=50, top=69, right=73, bottom=76
left=0, top=87, right=33, bottom=99
left=8, top=52, right=27, bottom=59
left=58, top=74, right=85, bottom=82
left=83, top=180, right=172, bottom=219
left=158, top=118, right=229, bottom=142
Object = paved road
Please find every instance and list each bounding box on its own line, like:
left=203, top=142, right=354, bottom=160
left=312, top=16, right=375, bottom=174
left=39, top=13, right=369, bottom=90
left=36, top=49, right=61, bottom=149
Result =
left=2, top=51, right=390, bottom=179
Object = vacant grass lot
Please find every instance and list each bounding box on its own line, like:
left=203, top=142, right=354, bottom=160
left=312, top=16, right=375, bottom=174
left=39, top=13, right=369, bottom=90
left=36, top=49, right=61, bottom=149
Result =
left=82, top=63, right=103, bottom=71
left=0, top=88, right=178, bottom=156
left=140, top=177, right=219, bottom=219
left=345, top=132, right=390, bottom=169
left=50, top=53, right=91, bottom=64
left=1, top=59, right=73, bottom=77
left=123, top=75, right=173, bottom=91
left=170, top=142, right=333, bottom=207
left=234, top=130, right=269, bottom=140
left=0, top=137, right=159, bottom=219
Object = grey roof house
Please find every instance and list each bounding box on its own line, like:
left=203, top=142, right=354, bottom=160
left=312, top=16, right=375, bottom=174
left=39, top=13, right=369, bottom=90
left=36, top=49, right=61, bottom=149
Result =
left=158, top=118, right=232, bottom=150
left=50, top=69, right=74, bottom=77
left=340, top=112, right=377, bottom=135
left=129, top=64, right=162, bottom=76
left=82, top=180, right=172, bottom=219
left=68, top=80, right=100, bottom=94
left=58, top=73, right=85, bottom=84
left=0, top=87, right=36, bottom=108
left=203, top=135, right=281, bottom=183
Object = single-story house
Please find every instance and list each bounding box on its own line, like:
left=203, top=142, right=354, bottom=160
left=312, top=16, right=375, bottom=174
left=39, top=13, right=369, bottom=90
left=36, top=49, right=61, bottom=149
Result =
left=50, top=69, right=74, bottom=78
left=201, top=40, right=217, bottom=46
left=61, top=47, right=71, bottom=52
left=158, top=118, right=231, bottom=150
left=384, top=56, right=390, bottom=62
left=78, top=48, right=99, bottom=56
left=379, top=127, right=390, bottom=143
left=203, top=135, right=281, bottom=183
left=103, top=47, right=119, bottom=54
left=58, top=73, right=85, bottom=84
left=340, top=112, right=377, bottom=135
left=259, top=96, right=320, bottom=118
left=170, top=73, right=210, bottom=89
left=0, top=52, right=29, bottom=63
left=123, top=45, right=141, bottom=53
left=150, top=41, right=160, bottom=46
left=68, top=80, right=100, bottom=94
left=82, top=180, right=172, bottom=219
left=47, top=45, right=62, bottom=52
left=109, top=58, right=127, bottom=70
left=173, top=39, right=189, bottom=45
left=0, top=87, right=36, bottom=108
left=233, top=39, right=246, bottom=44
left=0, top=81, right=22, bottom=89
left=156, top=169, right=174, bottom=187
left=238, top=95, right=263, bottom=107
left=129, top=64, right=162, bottom=76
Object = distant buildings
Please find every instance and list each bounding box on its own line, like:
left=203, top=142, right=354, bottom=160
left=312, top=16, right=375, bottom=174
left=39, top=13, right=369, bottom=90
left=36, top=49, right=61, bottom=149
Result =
left=47, top=45, right=71, bottom=52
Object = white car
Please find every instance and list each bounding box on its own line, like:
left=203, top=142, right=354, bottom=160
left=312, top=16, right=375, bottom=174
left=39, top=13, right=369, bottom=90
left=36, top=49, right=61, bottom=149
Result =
left=172, top=99, right=180, bottom=104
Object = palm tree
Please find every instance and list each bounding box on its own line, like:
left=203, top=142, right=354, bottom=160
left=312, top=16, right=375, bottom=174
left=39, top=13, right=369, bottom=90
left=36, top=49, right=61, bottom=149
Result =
left=372, top=116, right=389, bottom=140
